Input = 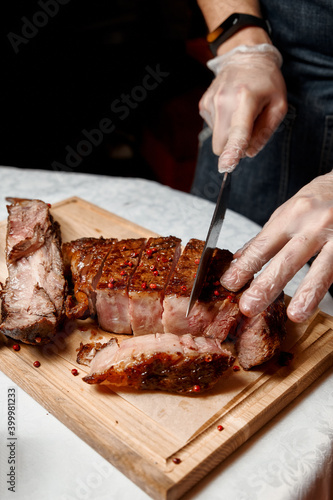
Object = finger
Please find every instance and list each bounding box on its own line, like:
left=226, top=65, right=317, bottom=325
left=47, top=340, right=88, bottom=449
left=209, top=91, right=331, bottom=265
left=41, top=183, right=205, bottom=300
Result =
left=221, top=225, right=290, bottom=291
left=217, top=133, right=249, bottom=173
left=221, top=199, right=305, bottom=291
left=246, top=95, right=287, bottom=157
left=238, top=233, right=323, bottom=317
left=199, top=93, right=214, bottom=130
left=287, top=242, right=333, bottom=322
left=211, top=93, right=240, bottom=157
left=215, top=91, right=259, bottom=171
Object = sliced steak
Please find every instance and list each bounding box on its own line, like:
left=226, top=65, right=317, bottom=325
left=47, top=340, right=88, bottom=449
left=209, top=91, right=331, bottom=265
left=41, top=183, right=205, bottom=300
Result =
left=163, top=241, right=241, bottom=341
left=235, top=292, right=287, bottom=370
left=96, top=238, right=146, bottom=334
left=0, top=198, right=66, bottom=344
left=199, top=248, right=241, bottom=340
left=63, top=237, right=116, bottom=319
left=128, top=236, right=181, bottom=335
left=80, top=333, right=235, bottom=393
left=65, top=234, right=288, bottom=371
left=162, top=238, right=205, bottom=335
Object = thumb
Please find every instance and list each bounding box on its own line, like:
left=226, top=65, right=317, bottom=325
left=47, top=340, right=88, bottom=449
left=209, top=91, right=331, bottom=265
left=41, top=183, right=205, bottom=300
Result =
left=218, top=130, right=249, bottom=173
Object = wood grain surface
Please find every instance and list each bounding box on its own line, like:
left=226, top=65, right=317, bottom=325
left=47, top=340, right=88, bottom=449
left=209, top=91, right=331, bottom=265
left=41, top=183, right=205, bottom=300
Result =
left=0, top=196, right=332, bottom=500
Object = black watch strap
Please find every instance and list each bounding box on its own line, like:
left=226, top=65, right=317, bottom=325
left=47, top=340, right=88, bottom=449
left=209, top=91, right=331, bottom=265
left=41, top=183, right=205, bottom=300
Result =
left=207, top=13, right=272, bottom=56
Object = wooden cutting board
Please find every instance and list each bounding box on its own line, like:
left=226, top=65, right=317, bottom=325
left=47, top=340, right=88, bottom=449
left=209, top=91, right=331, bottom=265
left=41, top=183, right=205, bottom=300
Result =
left=1, top=196, right=333, bottom=500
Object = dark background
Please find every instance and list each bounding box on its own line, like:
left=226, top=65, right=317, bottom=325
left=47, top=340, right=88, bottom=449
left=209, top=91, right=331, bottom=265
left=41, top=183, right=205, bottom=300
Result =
left=0, top=0, right=212, bottom=192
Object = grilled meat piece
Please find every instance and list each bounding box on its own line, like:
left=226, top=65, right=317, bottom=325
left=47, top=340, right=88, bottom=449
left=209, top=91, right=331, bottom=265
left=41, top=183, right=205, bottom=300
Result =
left=162, top=238, right=205, bottom=335
left=66, top=234, right=288, bottom=370
left=128, top=236, right=181, bottom=335
left=80, top=333, right=235, bottom=393
left=199, top=248, right=242, bottom=340
left=163, top=241, right=241, bottom=341
left=235, top=293, right=287, bottom=370
left=63, top=237, right=116, bottom=319
left=96, top=238, right=146, bottom=334
left=0, top=198, right=66, bottom=344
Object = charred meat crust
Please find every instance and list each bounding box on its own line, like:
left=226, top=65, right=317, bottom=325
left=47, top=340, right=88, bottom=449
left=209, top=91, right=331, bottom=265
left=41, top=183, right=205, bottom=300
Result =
left=163, top=238, right=204, bottom=298
left=62, top=237, right=98, bottom=278
left=79, top=334, right=235, bottom=393
left=128, top=236, right=182, bottom=293
left=199, top=248, right=237, bottom=303
left=95, top=238, right=146, bottom=334
left=65, top=235, right=287, bottom=370
left=0, top=315, right=57, bottom=344
left=97, top=238, right=146, bottom=291
left=83, top=351, right=234, bottom=393
left=128, top=236, right=182, bottom=335
left=63, top=237, right=116, bottom=319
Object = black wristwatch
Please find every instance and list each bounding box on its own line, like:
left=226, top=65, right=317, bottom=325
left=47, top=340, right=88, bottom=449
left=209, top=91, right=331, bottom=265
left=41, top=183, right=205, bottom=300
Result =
left=207, top=13, right=272, bottom=56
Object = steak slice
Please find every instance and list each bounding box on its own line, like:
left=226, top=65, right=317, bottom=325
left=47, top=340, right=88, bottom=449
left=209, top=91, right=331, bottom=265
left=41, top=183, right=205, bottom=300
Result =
left=235, top=292, right=287, bottom=370
left=162, top=239, right=205, bottom=335
left=95, top=238, right=146, bottom=334
left=63, top=237, right=116, bottom=319
left=163, top=241, right=241, bottom=341
left=80, top=333, right=235, bottom=393
left=0, top=198, right=66, bottom=344
left=128, top=236, right=181, bottom=335
left=199, top=248, right=241, bottom=340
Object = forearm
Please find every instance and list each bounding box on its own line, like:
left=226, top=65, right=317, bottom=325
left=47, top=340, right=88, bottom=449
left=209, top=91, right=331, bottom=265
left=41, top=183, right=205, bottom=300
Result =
left=197, top=0, right=271, bottom=55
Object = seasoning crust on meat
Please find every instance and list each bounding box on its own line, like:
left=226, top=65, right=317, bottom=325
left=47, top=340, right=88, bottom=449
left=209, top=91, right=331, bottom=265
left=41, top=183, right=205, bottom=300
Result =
left=79, top=333, right=235, bottom=393
left=63, top=237, right=116, bottom=320
left=128, top=236, right=182, bottom=335
left=65, top=235, right=288, bottom=370
left=96, top=238, right=146, bottom=334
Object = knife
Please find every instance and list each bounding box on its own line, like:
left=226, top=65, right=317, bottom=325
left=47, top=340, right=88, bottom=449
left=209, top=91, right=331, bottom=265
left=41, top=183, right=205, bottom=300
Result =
left=186, top=171, right=231, bottom=317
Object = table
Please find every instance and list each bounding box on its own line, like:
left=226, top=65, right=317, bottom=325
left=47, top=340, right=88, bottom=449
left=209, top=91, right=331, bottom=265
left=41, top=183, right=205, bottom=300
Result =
left=0, top=165, right=332, bottom=500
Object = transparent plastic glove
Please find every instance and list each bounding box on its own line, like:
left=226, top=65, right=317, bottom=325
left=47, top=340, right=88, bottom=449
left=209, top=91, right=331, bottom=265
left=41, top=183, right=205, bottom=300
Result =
left=199, top=44, right=288, bottom=172
left=220, top=172, right=333, bottom=323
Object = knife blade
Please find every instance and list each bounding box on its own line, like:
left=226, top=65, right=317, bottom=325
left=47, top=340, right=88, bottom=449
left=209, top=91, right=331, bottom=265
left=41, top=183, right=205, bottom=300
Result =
left=186, top=171, right=231, bottom=317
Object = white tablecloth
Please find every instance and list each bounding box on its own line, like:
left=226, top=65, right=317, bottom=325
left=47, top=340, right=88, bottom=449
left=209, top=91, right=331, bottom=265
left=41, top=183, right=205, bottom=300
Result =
left=0, top=166, right=332, bottom=500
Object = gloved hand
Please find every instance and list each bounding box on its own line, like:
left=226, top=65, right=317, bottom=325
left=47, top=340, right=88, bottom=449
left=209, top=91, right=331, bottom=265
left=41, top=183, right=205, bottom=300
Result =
left=220, top=172, right=333, bottom=322
left=199, top=44, right=288, bottom=172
